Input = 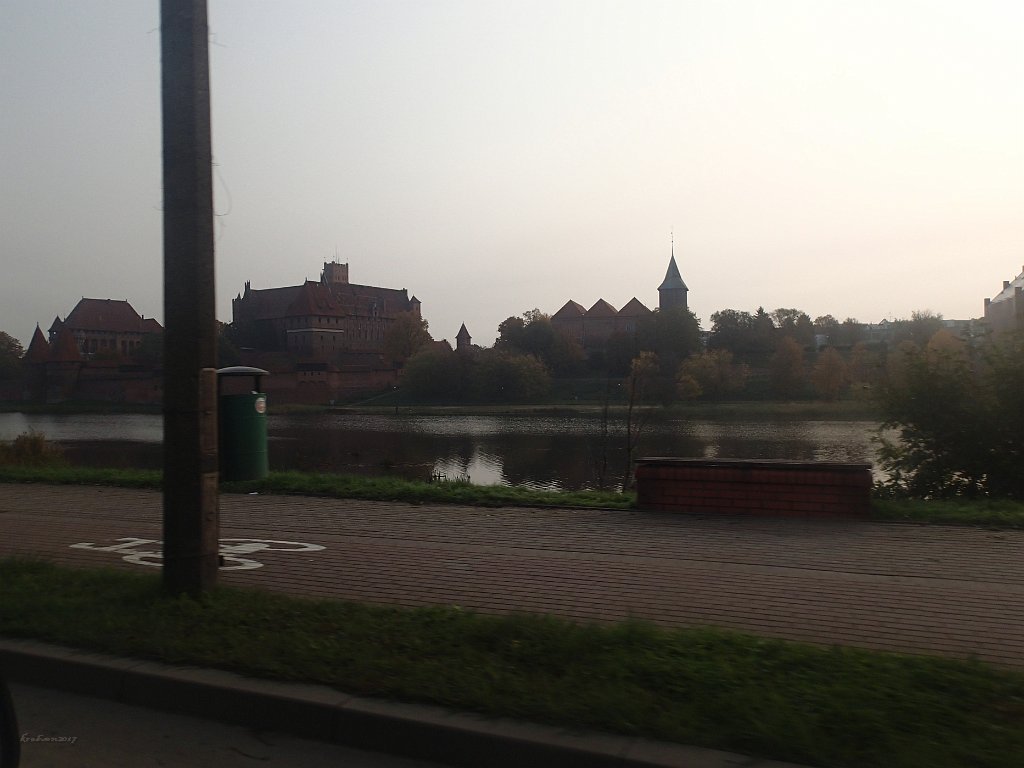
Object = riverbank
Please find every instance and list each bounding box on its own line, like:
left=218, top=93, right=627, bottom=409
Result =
left=286, top=399, right=882, bottom=420
left=1, top=398, right=880, bottom=420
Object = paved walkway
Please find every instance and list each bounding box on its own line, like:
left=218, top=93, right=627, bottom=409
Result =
left=1, top=483, right=1022, bottom=668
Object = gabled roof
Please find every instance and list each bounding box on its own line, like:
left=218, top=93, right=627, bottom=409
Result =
left=587, top=299, right=618, bottom=317
left=25, top=325, right=50, bottom=363
left=658, top=254, right=688, bottom=292
left=992, top=268, right=1024, bottom=304
left=236, top=285, right=305, bottom=321
left=551, top=300, right=588, bottom=320
left=618, top=297, right=652, bottom=317
left=64, top=298, right=158, bottom=333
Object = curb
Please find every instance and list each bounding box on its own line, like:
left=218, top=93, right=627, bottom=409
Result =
left=0, top=638, right=814, bottom=768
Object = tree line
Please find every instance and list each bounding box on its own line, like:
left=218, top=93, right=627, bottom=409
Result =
left=392, top=306, right=957, bottom=405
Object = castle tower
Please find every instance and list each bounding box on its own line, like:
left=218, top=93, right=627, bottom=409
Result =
left=23, top=324, right=51, bottom=402
left=658, top=243, right=688, bottom=312
left=456, top=323, right=471, bottom=353
left=320, top=261, right=349, bottom=286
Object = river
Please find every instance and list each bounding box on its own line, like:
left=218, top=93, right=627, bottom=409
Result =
left=0, top=411, right=885, bottom=491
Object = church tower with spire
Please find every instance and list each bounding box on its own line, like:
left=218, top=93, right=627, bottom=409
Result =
left=658, top=240, right=688, bottom=312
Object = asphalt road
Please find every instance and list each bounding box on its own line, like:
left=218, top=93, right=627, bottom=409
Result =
left=10, top=682, right=446, bottom=768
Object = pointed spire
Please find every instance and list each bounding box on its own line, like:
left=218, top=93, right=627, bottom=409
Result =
left=658, top=254, right=687, bottom=292
left=658, top=237, right=688, bottom=311
left=456, top=323, right=471, bottom=352
left=25, top=324, right=51, bottom=363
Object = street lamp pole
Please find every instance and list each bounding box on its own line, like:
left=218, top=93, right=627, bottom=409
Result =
left=160, top=0, right=220, bottom=594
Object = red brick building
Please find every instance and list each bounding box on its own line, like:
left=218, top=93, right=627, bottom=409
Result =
left=229, top=261, right=423, bottom=404
left=21, top=297, right=163, bottom=404
left=48, top=298, right=162, bottom=357
left=549, top=251, right=687, bottom=351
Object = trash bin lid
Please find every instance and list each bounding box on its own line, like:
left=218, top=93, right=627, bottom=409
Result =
left=216, top=366, right=270, bottom=377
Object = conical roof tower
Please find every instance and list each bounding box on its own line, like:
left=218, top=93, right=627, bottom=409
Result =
left=658, top=241, right=688, bottom=311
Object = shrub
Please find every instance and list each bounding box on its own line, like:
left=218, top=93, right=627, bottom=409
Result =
left=875, top=332, right=1023, bottom=499
left=0, top=430, right=66, bottom=467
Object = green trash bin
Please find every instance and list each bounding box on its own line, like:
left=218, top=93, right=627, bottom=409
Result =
left=217, top=367, right=269, bottom=481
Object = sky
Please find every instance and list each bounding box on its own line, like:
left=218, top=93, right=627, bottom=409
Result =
left=2, top=0, right=1022, bottom=350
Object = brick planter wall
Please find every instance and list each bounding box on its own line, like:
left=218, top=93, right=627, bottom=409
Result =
left=635, top=458, right=872, bottom=518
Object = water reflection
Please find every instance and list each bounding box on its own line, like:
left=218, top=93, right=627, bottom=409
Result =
left=0, top=411, right=884, bottom=491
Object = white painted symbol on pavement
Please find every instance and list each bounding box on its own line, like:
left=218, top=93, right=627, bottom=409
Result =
left=69, top=537, right=325, bottom=570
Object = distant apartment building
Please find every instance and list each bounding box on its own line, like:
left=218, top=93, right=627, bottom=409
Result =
left=984, top=266, right=1024, bottom=334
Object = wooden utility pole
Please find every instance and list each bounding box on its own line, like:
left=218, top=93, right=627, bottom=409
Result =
left=160, top=0, right=219, bottom=594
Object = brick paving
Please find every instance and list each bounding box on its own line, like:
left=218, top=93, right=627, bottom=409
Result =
left=1, top=483, right=1022, bottom=668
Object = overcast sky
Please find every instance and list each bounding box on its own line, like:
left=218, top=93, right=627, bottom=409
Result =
left=3, top=0, right=1022, bottom=349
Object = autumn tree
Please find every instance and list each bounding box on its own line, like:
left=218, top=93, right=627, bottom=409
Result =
left=708, top=308, right=773, bottom=357
left=217, top=322, right=241, bottom=367
left=384, top=312, right=432, bottom=364
left=495, top=315, right=526, bottom=349
left=0, top=331, right=25, bottom=380
left=811, top=347, right=849, bottom=401
left=677, top=349, right=749, bottom=400
left=603, top=331, right=637, bottom=376
left=891, top=310, right=944, bottom=348
left=469, top=349, right=551, bottom=402
left=836, top=317, right=865, bottom=347
left=772, top=308, right=814, bottom=347
left=848, top=341, right=882, bottom=387
left=709, top=309, right=754, bottom=353
left=877, top=331, right=1024, bottom=499
left=635, top=308, right=702, bottom=366
left=770, top=336, right=807, bottom=398
left=548, top=332, right=586, bottom=376
left=401, top=346, right=463, bottom=400
left=622, top=352, right=659, bottom=489
left=497, top=309, right=584, bottom=376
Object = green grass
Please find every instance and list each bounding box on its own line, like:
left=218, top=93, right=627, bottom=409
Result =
left=871, top=497, right=1024, bottom=528
left=0, top=465, right=634, bottom=509
left=1, top=559, right=1022, bottom=768
left=228, top=470, right=633, bottom=508
left=6, top=464, right=1024, bottom=525
left=0, top=465, right=162, bottom=488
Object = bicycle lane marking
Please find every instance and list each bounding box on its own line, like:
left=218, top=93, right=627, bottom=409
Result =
left=69, top=538, right=325, bottom=571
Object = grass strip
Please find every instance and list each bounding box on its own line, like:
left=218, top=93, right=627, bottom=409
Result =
left=871, top=497, right=1024, bottom=528
left=1, top=558, right=1022, bottom=768
left=0, top=466, right=634, bottom=509
left=226, top=469, right=633, bottom=508
left=0, top=465, right=161, bottom=488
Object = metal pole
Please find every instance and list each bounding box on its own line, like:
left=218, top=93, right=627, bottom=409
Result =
left=160, top=0, right=219, bottom=594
